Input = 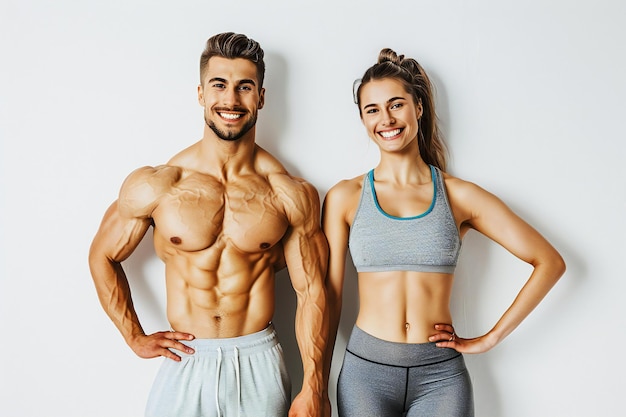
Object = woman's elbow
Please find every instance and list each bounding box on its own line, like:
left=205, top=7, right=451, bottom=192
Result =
left=546, top=249, right=566, bottom=281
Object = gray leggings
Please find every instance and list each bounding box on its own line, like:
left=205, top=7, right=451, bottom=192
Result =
left=337, top=326, right=474, bottom=417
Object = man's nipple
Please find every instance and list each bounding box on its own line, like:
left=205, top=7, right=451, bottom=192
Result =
left=170, top=236, right=182, bottom=245
left=260, top=242, right=270, bottom=249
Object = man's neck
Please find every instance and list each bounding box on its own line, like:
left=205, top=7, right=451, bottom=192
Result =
left=198, top=127, right=258, bottom=180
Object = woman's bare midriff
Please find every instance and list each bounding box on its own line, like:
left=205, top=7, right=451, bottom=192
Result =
left=355, top=270, right=454, bottom=343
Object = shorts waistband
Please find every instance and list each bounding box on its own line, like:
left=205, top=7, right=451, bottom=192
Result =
left=175, top=324, right=279, bottom=358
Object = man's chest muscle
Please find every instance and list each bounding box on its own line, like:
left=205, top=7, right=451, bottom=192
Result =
left=152, top=177, right=289, bottom=253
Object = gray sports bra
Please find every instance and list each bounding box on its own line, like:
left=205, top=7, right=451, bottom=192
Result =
left=348, top=166, right=461, bottom=273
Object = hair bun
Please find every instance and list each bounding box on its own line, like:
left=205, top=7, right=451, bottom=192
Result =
left=378, top=48, right=404, bottom=66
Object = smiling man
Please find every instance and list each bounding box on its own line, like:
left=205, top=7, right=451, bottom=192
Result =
left=89, top=32, right=329, bottom=417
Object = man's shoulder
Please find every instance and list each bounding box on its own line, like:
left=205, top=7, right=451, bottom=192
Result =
left=271, top=174, right=321, bottom=229
left=118, top=165, right=182, bottom=218
left=253, top=145, right=315, bottom=194
left=267, top=171, right=319, bottom=202
left=254, top=145, right=289, bottom=175
left=166, top=141, right=201, bottom=168
left=123, top=164, right=182, bottom=188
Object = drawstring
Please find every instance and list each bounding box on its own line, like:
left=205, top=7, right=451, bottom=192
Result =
left=234, top=347, right=241, bottom=417
left=215, top=346, right=241, bottom=417
left=215, top=347, right=223, bottom=417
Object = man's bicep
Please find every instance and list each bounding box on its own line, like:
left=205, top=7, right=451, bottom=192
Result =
left=278, top=177, right=328, bottom=289
left=283, top=226, right=328, bottom=295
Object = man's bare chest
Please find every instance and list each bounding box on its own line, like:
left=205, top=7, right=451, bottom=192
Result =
left=152, top=175, right=289, bottom=253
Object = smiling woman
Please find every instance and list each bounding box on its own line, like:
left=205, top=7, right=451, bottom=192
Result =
left=322, top=48, right=566, bottom=417
left=359, top=78, right=423, bottom=156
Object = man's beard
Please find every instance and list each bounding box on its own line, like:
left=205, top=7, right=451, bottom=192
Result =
left=205, top=111, right=257, bottom=142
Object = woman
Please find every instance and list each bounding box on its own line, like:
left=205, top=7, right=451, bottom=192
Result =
left=322, top=48, right=566, bottom=417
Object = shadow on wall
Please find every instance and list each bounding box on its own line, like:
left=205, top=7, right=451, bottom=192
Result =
left=451, top=213, right=581, bottom=416
left=452, top=230, right=502, bottom=416
left=272, top=270, right=301, bottom=395
left=335, top=253, right=360, bottom=356
left=255, top=51, right=300, bottom=175
left=123, top=228, right=169, bottom=333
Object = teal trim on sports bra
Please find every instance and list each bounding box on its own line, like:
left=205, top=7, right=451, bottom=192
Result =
left=368, top=165, right=437, bottom=220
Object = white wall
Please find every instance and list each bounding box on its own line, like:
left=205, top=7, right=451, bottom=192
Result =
left=1, top=0, right=625, bottom=416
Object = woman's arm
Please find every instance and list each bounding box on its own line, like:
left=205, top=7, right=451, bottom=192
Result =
left=431, top=179, right=566, bottom=353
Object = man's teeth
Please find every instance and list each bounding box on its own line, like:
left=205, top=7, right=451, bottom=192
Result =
left=220, top=113, right=242, bottom=120
left=380, top=129, right=401, bottom=138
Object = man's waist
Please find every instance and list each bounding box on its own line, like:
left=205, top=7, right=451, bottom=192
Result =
left=170, top=324, right=278, bottom=356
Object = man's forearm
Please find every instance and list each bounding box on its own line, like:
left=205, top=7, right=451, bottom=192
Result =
left=90, top=256, right=145, bottom=343
left=295, top=281, right=329, bottom=397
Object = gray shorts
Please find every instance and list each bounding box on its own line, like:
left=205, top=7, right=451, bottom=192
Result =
left=338, top=326, right=474, bottom=417
left=145, top=325, right=291, bottom=417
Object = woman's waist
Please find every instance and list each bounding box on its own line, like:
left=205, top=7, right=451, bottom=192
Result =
left=345, top=325, right=461, bottom=368
left=356, top=308, right=452, bottom=344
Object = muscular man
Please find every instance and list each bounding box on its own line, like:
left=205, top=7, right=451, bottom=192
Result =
left=88, top=32, right=329, bottom=417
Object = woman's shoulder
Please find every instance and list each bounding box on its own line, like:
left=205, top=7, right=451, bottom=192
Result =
left=441, top=170, right=508, bottom=222
left=323, top=173, right=366, bottom=219
left=326, top=173, right=366, bottom=200
left=323, top=174, right=367, bottom=226
left=440, top=170, right=488, bottom=199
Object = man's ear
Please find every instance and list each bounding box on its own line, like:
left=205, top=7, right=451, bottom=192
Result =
left=197, top=84, right=205, bottom=106
left=258, top=87, right=265, bottom=110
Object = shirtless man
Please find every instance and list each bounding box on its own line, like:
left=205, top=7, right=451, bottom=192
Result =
left=88, top=32, right=329, bottom=417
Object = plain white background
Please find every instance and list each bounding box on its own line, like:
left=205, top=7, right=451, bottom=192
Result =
left=1, top=0, right=625, bottom=416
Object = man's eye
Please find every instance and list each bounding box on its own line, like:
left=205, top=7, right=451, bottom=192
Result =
left=391, top=103, right=402, bottom=109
